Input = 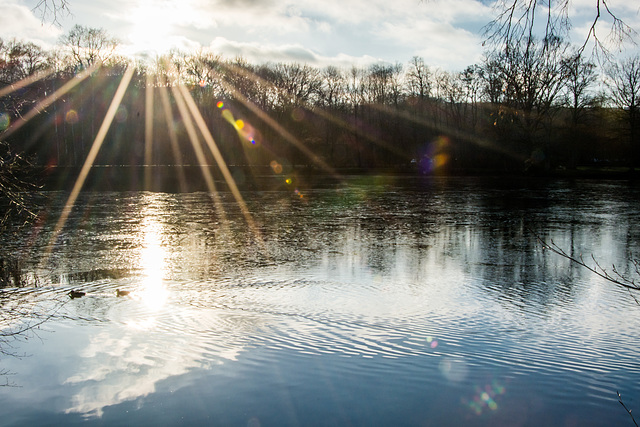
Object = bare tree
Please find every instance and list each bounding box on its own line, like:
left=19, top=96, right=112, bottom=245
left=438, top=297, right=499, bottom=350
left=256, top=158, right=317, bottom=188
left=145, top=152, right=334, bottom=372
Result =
left=606, top=55, right=640, bottom=170
left=0, top=142, right=40, bottom=232
left=0, top=38, right=51, bottom=122
left=483, top=36, right=569, bottom=149
left=319, top=66, right=346, bottom=109
left=484, top=0, right=636, bottom=61
left=184, top=50, right=225, bottom=94
left=562, top=52, right=598, bottom=123
left=406, top=56, right=431, bottom=102
left=363, top=63, right=403, bottom=106
left=270, top=62, right=322, bottom=109
left=59, top=25, right=119, bottom=70
left=0, top=39, right=50, bottom=84
left=561, top=52, right=598, bottom=167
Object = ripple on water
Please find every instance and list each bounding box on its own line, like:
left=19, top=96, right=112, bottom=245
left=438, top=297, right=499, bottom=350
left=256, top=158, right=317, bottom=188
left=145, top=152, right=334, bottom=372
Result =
left=11, top=269, right=640, bottom=392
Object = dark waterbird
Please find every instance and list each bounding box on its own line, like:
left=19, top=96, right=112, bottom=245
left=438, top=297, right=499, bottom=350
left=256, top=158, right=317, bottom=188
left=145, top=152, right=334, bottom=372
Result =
left=68, top=290, right=85, bottom=299
left=116, top=289, right=130, bottom=297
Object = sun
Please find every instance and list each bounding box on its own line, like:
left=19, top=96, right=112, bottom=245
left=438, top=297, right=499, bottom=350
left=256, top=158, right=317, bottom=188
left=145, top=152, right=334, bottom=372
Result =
left=124, top=0, right=190, bottom=55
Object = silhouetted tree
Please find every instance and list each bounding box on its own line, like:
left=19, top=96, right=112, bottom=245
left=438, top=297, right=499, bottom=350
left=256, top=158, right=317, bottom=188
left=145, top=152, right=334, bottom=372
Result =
left=59, top=25, right=119, bottom=70
left=561, top=52, right=598, bottom=167
left=484, top=0, right=635, bottom=60
left=606, top=55, right=640, bottom=170
left=406, top=56, right=431, bottom=102
left=483, top=36, right=569, bottom=167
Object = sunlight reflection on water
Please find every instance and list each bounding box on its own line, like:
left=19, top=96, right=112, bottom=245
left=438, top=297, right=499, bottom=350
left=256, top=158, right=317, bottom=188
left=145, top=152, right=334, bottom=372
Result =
left=137, top=204, right=169, bottom=311
left=0, top=178, right=639, bottom=425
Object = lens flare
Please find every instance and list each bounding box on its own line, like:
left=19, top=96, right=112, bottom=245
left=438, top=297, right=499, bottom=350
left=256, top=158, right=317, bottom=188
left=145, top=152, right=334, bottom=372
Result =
left=115, top=105, right=128, bottom=123
left=221, top=108, right=234, bottom=123
left=177, top=85, right=266, bottom=253
left=170, top=84, right=225, bottom=221
left=439, top=356, right=468, bottom=382
left=219, top=105, right=258, bottom=145
left=270, top=160, right=283, bottom=174
left=216, top=101, right=224, bottom=109
left=65, top=110, right=79, bottom=125
left=43, top=66, right=135, bottom=262
left=1, top=64, right=98, bottom=141
left=291, top=107, right=305, bottom=122
left=0, top=113, right=10, bottom=131
left=214, top=69, right=341, bottom=179
left=463, top=380, right=506, bottom=415
left=416, top=135, right=450, bottom=175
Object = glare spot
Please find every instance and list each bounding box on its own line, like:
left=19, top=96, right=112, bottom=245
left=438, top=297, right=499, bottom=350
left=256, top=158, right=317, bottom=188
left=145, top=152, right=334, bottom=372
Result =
left=115, top=105, right=128, bottom=123
left=0, top=112, right=9, bottom=131
left=417, top=135, right=450, bottom=175
left=426, top=336, right=439, bottom=348
left=235, top=119, right=244, bottom=130
left=439, top=357, right=468, bottom=382
left=433, top=154, right=449, bottom=169
left=291, top=108, right=304, bottom=122
left=222, top=109, right=234, bottom=123
left=285, top=178, right=292, bottom=185
left=463, top=380, right=506, bottom=415
left=65, top=110, right=79, bottom=124
left=217, top=101, right=224, bottom=109
left=199, top=80, right=206, bottom=87
left=270, top=160, right=283, bottom=174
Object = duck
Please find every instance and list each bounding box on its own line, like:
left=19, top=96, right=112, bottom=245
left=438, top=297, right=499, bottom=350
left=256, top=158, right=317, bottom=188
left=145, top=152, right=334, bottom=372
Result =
left=68, top=290, right=86, bottom=299
left=116, top=289, right=130, bottom=297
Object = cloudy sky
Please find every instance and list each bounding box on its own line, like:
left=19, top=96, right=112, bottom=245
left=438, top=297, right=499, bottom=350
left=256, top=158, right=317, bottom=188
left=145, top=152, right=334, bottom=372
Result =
left=2, top=0, right=639, bottom=70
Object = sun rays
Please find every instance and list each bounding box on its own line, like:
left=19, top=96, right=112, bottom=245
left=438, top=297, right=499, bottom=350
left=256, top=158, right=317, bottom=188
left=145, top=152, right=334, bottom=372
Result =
left=3, top=58, right=415, bottom=269
left=44, top=65, right=136, bottom=261
left=1, top=51, right=507, bottom=273
left=0, top=64, right=99, bottom=142
left=15, top=59, right=273, bottom=265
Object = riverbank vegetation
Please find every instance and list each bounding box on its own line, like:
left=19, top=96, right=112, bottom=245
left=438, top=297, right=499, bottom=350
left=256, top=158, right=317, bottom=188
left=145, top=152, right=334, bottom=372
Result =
left=1, top=24, right=639, bottom=181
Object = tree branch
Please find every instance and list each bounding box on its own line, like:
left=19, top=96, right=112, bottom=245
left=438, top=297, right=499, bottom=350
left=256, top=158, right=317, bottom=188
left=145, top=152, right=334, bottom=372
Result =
left=535, top=234, right=640, bottom=292
left=32, top=0, right=72, bottom=26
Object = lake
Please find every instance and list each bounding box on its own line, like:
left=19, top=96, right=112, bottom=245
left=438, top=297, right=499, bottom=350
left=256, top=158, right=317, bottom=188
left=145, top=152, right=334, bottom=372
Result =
left=0, top=175, right=639, bottom=426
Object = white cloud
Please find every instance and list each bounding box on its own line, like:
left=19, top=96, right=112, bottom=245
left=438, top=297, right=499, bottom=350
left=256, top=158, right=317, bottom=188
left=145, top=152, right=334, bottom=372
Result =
left=0, top=0, right=63, bottom=47
left=208, top=36, right=382, bottom=67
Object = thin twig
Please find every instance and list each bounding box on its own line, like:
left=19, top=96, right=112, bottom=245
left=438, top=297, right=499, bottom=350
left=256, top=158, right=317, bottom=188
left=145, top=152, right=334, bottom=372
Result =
left=535, top=234, right=640, bottom=291
left=619, top=391, right=639, bottom=427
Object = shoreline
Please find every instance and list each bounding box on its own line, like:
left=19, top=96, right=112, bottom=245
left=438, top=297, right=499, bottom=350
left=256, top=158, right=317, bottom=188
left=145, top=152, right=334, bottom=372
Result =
left=29, top=164, right=640, bottom=192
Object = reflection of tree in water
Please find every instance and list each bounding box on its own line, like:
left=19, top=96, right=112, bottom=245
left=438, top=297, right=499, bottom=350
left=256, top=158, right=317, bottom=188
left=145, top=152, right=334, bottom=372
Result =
left=0, top=257, right=29, bottom=289
left=0, top=285, right=69, bottom=386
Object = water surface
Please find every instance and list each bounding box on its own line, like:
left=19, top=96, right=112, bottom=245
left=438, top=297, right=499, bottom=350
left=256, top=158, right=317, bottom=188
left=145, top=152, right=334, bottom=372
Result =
left=0, top=176, right=639, bottom=426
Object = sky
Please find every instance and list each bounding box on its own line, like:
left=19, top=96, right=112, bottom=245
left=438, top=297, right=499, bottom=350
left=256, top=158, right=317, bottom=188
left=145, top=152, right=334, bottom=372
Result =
left=1, top=0, right=639, bottom=71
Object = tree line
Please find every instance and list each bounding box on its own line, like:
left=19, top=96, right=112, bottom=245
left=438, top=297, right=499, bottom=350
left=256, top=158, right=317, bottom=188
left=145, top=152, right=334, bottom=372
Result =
left=1, top=25, right=640, bottom=176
